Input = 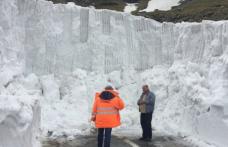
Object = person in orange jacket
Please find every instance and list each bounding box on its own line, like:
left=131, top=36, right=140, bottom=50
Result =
left=91, top=86, right=125, bottom=147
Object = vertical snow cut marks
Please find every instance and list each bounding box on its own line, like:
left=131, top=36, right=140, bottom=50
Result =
left=176, top=23, right=204, bottom=63
left=102, top=10, right=111, bottom=35
left=20, top=0, right=228, bottom=74
left=80, top=8, right=89, bottom=43
left=161, top=23, right=174, bottom=65
left=104, top=44, right=123, bottom=73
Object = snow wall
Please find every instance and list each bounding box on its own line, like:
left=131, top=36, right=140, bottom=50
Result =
left=0, top=0, right=41, bottom=146
left=0, top=0, right=228, bottom=147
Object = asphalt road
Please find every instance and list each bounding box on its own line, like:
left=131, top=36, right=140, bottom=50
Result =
left=43, top=133, right=192, bottom=147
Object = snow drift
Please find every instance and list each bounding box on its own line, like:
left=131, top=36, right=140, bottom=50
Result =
left=1, top=0, right=228, bottom=147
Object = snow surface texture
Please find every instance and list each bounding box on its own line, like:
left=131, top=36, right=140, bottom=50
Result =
left=1, top=0, right=228, bottom=147
left=143, top=0, right=181, bottom=12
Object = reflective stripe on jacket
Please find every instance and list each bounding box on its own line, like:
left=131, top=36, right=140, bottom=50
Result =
left=92, top=90, right=125, bottom=128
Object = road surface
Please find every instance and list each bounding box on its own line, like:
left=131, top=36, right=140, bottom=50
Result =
left=43, top=133, right=192, bottom=147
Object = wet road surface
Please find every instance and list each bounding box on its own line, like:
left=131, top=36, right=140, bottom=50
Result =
left=42, top=134, right=192, bottom=147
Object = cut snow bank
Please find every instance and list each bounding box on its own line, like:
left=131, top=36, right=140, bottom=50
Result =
left=0, top=0, right=41, bottom=146
left=143, top=0, right=181, bottom=12
left=1, top=0, right=228, bottom=147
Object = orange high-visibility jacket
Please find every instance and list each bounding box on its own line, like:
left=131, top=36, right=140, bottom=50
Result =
left=92, top=90, right=125, bottom=128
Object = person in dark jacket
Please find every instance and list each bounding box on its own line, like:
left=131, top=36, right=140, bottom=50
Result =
left=137, top=85, right=156, bottom=141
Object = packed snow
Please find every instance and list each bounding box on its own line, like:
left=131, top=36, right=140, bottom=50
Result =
left=0, top=0, right=228, bottom=147
left=143, top=0, right=181, bottom=12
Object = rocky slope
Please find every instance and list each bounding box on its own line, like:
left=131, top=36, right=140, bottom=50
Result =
left=47, top=0, right=228, bottom=22
left=135, top=0, right=228, bottom=22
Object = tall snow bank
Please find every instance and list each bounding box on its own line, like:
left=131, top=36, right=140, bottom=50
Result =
left=21, top=0, right=228, bottom=77
left=0, top=0, right=42, bottom=145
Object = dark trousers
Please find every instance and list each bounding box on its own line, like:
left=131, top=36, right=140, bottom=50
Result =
left=98, top=128, right=112, bottom=147
left=140, top=112, right=153, bottom=139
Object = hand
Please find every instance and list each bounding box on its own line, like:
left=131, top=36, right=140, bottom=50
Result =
left=138, top=99, right=144, bottom=105
left=140, top=100, right=146, bottom=105
left=90, top=115, right=96, bottom=122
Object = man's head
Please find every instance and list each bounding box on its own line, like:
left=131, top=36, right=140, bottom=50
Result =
left=105, top=85, right=114, bottom=90
left=142, top=85, right=150, bottom=93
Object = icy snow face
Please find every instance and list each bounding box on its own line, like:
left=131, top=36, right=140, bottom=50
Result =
left=0, top=1, right=41, bottom=145
left=0, top=0, right=25, bottom=68
left=20, top=1, right=228, bottom=75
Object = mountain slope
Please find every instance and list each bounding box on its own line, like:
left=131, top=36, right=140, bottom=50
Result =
left=135, top=0, right=228, bottom=22
left=48, top=0, right=228, bottom=22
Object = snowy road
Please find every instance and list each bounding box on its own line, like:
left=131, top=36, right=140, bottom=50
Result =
left=42, top=134, right=191, bottom=147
